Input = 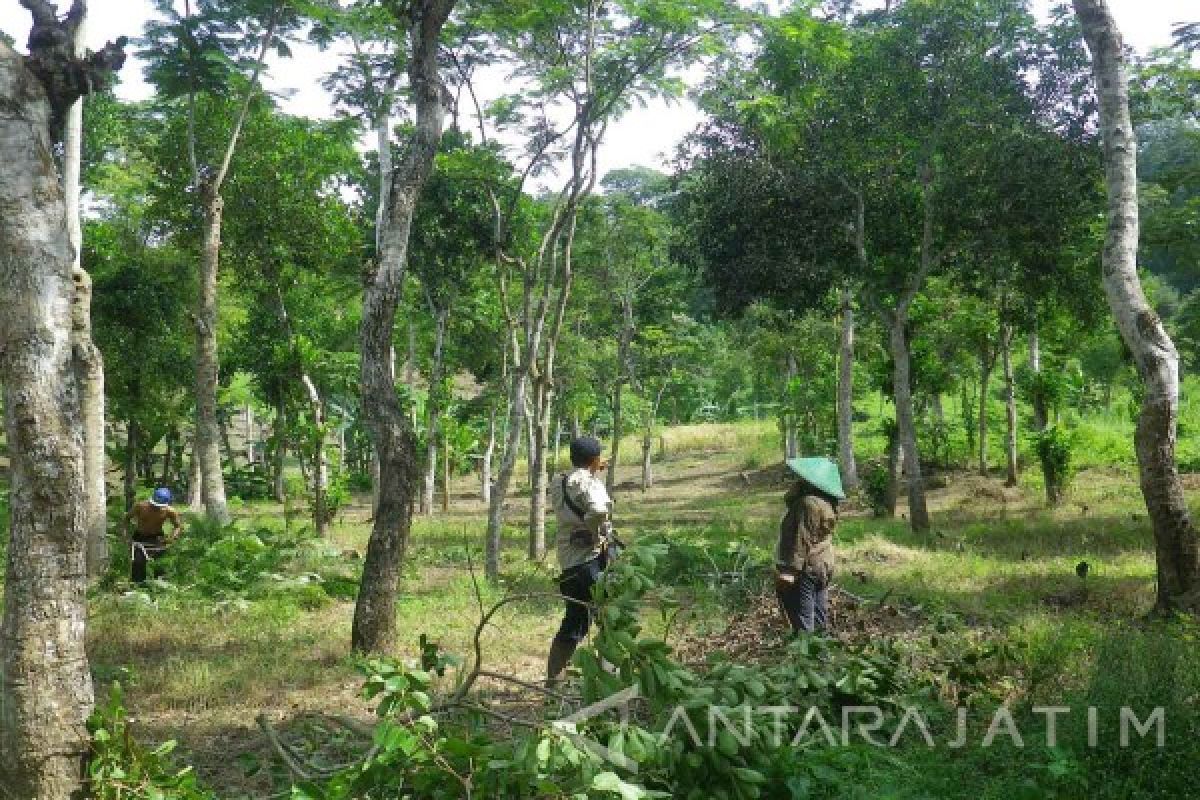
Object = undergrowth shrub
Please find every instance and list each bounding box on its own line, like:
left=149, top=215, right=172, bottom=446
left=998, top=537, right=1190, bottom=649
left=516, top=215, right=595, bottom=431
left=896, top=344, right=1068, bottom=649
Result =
left=111, top=517, right=357, bottom=608
left=860, top=459, right=892, bottom=517
left=1033, top=425, right=1075, bottom=506
left=88, top=684, right=214, bottom=800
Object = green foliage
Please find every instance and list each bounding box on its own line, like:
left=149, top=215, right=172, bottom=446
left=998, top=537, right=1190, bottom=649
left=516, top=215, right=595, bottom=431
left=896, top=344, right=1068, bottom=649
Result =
left=88, top=684, right=215, bottom=799
left=1033, top=425, right=1076, bottom=505
left=860, top=458, right=893, bottom=518
left=137, top=516, right=356, bottom=606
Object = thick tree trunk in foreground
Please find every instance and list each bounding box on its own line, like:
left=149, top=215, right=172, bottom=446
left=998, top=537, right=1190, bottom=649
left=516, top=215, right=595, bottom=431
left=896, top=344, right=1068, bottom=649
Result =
left=1001, top=323, right=1020, bottom=486
left=354, top=0, right=456, bottom=653
left=195, top=191, right=231, bottom=523
left=837, top=289, right=859, bottom=488
left=1075, top=0, right=1200, bottom=610
left=0, top=32, right=105, bottom=798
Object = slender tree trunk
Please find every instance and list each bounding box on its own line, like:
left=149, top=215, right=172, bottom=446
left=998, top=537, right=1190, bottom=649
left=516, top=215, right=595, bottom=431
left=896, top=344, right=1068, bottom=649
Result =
left=195, top=190, right=230, bottom=522
left=245, top=405, right=256, bottom=466
left=784, top=350, right=799, bottom=461
left=301, top=373, right=328, bottom=537
left=609, top=294, right=635, bottom=491
left=273, top=398, right=286, bottom=503
left=481, top=405, right=496, bottom=504
left=641, top=428, right=654, bottom=490
left=840, top=203, right=866, bottom=489
left=0, top=35, right=98, bottom=795
left=188, top=436, right=203, bottom=509
left=890, top=314, right=928, bottom=530
left=422, top=306, right=448, bottom=516
left=442, top=434, right=451, bottom=512
left=162, top=427, right=176, bottom=485
left=1075, top=0, right=1200, bottom=609
left=1002, top=323, right=1019, bottom=486
left=487, top=368, right=527, bottom=580
left=124, top=418, right=139, bottom=512
left=1029, top=325, right=1047, bottom=432
left=529, top=378, right=552, bottom=560
left=61, top=10, right=109, bottom=578
left=885, top=421, right=900, bottom=517
left=354, top=0, right=456, bottom=653
left=978, top=346, right=994, bottom=477
left=608, top=381, right=623, bottom=491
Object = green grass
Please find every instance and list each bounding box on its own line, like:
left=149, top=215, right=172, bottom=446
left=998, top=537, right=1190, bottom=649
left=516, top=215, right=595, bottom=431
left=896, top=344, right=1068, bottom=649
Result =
left=6, top=410, right=1200, bottom=797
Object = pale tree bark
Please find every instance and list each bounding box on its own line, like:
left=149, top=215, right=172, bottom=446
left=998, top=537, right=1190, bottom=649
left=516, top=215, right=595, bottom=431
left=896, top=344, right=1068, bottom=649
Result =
left=188, top=435, right=203, bottom=509
left=1001, top=322, right=1020, bottom=486
left=1028, top=323, right=1047, bottom=432
left=838, top=185, right=868, bottom=489
left=837, top=287, right=859, bottom=489
left=608, top=293, right=635, bottom=493
left=191, top=3, right=280, bottom=524
left=481, top=404, right=496, bottom=504
left=354, top=0, right=457, bottom=653
left=421, top=304, right=448, bottom=516
left=61, top=4, right=109, bottom=579
left=1075, top=0, right=1200, bottom=610
left=0, top=12, right=123, bottom=791
left=977, top=336, right=997, bottom=477
left=300, top=374, right=328, bottom=536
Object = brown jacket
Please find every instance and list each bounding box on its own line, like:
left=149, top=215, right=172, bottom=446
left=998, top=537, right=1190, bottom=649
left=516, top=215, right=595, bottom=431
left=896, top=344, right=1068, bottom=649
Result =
left=775, top=485, right=837, bottom=585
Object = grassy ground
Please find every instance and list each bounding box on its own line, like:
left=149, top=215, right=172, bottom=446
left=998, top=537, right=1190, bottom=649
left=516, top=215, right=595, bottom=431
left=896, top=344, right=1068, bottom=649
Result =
left=54, top=419, right=1200, bottom=796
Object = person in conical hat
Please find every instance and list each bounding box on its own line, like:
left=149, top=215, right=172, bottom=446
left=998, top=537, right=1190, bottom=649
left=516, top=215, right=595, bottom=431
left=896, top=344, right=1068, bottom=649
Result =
left=775, top=457, right=844, bottom=634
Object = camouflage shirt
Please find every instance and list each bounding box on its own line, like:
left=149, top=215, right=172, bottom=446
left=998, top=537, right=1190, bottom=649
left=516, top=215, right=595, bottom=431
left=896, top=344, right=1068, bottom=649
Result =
left=551, top=467, right=613, bottom=572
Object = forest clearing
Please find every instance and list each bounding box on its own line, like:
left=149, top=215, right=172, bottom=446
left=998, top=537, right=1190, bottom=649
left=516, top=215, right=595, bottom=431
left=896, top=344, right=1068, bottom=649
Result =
left=2, top=0, right=1200, bottom=798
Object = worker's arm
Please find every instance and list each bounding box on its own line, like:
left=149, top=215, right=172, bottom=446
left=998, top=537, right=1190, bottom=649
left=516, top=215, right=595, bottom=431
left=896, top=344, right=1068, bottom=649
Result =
left=575, top=479, right=613, bottom=539
left=166, top=508, right=183, bottom=540
left=777, top=502, right=811, bottom=577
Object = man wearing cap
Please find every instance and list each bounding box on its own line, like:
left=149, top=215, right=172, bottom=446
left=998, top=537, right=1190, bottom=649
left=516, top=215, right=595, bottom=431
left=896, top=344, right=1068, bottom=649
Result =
left=125, top=487, right=183, bottom=584
left=545, top=436, right=618, bottom=685
left=776, top=457, right=844, bottom=634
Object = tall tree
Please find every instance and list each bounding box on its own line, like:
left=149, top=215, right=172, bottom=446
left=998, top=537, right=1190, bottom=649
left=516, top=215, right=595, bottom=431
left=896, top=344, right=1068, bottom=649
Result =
left=0, top=5, right=125, bottom=796
left=353, top=0, right=458, bottom=654
left=142, top=0, right=299, bottom=523
left=1073, top=0, right=1200, bottom=610
left=477, top=0, right=736, bottom=577
left=57, top=0, right=110, bottom=578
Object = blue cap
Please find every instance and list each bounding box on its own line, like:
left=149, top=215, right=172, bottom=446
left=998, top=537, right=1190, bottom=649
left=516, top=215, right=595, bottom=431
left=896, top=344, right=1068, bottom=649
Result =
left=151, top=487, right=172, bottom=507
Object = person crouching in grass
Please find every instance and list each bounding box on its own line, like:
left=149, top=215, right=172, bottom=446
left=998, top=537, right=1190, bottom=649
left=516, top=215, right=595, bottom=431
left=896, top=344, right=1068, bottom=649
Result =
left=125, top=487, right=182, bottom=584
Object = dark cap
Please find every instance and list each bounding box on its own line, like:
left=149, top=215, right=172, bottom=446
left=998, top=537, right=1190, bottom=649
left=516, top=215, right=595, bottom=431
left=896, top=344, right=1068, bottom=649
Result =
left=569, top=436, right=604, bottom=468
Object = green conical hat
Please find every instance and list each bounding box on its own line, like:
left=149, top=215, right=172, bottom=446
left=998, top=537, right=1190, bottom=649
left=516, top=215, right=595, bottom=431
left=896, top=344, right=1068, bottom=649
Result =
left=785, top=457, right=846, bottom=500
